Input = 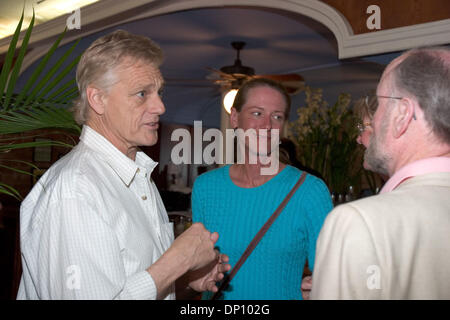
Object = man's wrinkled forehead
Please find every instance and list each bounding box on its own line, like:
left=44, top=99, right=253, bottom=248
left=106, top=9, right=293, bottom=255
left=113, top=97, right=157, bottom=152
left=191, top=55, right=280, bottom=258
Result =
left=116, top=56, right=164, bottom=85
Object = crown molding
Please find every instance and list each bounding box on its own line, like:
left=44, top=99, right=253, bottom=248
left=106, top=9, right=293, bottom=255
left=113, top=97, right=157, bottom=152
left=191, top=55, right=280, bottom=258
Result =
left=1, top=0, right=448, bottom=71
left=339, top=18, right=450, bottom=58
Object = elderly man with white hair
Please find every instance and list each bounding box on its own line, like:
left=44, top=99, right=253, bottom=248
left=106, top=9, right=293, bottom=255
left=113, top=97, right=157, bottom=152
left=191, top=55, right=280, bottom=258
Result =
left=18, top=30, right=230, bottom=300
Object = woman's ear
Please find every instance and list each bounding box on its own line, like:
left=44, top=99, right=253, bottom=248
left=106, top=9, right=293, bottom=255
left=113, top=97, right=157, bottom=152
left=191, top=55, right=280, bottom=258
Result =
left=393, top=98, right=416, bottom=138
left=86, top=86, right=106, bottom=116
left=230, top=107, right=238, bottom=129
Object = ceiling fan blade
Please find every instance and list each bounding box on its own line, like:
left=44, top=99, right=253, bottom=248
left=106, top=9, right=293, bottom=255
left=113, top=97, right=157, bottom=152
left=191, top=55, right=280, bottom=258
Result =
left=213, top=79, right=233, bottom=86
left=232, top=73, right=251, bottom=80
left=205, top=67, right=235, bottom=80
left=253, top=73, right=304, bottom=82
left=206, top=41, right=305, bottom=94
left=164, top=78, right=218, bottom=88
left=252, top=73, right=305, bottom=94
left=280, top=80, right=305, bottom=94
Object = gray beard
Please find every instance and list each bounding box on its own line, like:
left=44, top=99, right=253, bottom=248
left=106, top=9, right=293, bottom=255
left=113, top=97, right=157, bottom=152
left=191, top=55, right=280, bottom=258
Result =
left=364, top=137, right=390, bottom=177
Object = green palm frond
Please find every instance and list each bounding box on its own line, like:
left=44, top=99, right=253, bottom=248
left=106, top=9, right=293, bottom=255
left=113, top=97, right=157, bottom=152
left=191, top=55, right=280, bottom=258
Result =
left=0, top=9, right=81, bottom=113
left=0, top=159, right=40, bottom=176
left=0, top=9, right=82, bottom=200
left=0, top=10, right=25, bottom=98
left=0, top=105, right=80, bottom=135
left=0, top=183, right=22, bottom=201
left=14, top=28, right=70, bottom=107
left=3, top=10, right=35, bottom=109
left=0, top=139, right=74, bottom=153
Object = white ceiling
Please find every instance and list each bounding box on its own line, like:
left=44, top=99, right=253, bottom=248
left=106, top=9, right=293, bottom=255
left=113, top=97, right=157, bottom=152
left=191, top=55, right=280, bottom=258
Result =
left=10, top=1, right=403, bottom=128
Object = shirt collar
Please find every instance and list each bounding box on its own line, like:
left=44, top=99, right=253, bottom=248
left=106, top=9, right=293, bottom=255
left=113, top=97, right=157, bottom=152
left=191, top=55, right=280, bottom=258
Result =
left=380, top=157, right=450, bottom=194
left=79, top=125, right=158, bottom=187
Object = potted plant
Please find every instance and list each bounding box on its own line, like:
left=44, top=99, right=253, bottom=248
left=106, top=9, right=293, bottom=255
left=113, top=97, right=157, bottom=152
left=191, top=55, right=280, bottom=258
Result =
left=288, top=86, right=372, bottom=200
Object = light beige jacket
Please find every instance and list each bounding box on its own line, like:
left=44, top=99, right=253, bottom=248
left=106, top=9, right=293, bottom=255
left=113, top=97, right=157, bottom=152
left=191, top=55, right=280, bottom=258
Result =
left=311, top=172, right=450, bottom=299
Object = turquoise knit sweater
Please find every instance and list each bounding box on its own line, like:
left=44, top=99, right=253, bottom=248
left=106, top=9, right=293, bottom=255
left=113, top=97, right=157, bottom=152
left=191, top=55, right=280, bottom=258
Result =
left=192, top=165, right=333, bottom=300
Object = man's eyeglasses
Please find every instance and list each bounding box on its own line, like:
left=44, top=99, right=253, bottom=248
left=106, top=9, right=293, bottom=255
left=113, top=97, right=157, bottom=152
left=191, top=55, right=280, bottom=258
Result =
left=365, top=95, right=416, bottom=120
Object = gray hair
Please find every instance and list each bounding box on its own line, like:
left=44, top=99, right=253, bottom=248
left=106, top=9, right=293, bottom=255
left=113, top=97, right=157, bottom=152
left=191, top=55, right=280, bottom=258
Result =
left=72, top=30, right=163, bottom=125
left=392, top=47, right=450, bottom=144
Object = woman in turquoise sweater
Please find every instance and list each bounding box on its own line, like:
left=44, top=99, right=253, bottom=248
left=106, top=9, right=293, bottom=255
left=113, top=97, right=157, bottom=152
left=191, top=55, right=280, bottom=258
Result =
left=192, top=78, right=333, bottom=300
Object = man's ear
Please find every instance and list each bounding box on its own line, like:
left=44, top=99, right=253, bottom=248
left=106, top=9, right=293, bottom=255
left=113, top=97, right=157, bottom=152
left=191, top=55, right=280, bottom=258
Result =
left=230, top=107, right=239, bottom=129
left=86, top=86, right=106, bottom=115
left=393, top=98, right=415, bottom=138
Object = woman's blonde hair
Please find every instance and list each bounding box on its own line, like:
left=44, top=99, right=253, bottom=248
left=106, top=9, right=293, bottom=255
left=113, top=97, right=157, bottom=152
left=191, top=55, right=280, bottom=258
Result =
left=354, top=93, right=377, bottom=121
left=232, top=78, right=291, bottom=116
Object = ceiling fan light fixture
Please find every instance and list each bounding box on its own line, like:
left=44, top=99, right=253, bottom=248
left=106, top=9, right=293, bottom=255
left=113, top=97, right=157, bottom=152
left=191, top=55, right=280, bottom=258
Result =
left=220, top=41, right=255, bottom=76
left=220, top=63, right=255, bottom=76
left=223, top=88, right=238, bottom=114
left=210, top=41, right=305, bottom=115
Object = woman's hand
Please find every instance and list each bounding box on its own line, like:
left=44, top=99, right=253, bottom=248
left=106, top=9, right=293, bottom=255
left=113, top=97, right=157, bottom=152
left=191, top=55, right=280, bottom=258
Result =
left=188, top=252, right=231, bottom=293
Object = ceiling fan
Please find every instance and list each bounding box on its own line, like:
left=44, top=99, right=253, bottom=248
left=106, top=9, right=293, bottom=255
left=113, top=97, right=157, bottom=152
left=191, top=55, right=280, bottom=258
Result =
left=207, top=41, right=305, bottom=95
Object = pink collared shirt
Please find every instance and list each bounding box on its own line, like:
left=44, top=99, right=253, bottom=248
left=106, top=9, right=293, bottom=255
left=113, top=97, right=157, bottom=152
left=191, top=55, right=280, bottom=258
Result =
left=380, top=157, right=450, bottom=194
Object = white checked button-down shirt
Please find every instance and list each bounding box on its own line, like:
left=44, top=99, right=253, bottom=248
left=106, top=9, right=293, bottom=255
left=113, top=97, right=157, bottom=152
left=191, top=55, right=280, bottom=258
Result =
left=17, top=125, right=175, bottom=300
